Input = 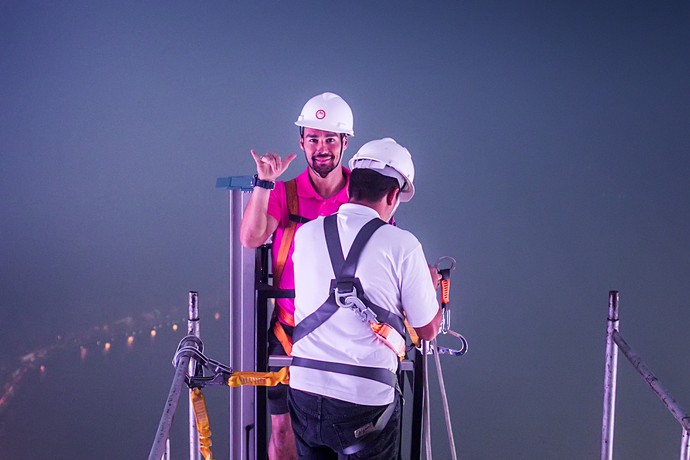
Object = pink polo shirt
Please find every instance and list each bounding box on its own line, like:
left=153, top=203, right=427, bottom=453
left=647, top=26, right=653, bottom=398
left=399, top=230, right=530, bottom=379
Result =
left=267, top=168, right=350, bottom=326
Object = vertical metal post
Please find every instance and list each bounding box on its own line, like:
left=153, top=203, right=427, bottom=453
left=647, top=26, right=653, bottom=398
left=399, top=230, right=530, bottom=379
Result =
left=681, top=427, right=690, bottom=460
left=188, top=291, right=201, bottom=460
left=148, top=333, right=202, bottom=460
left=225, top=178, right=257, bottom=460
left=422, top=340, right=433, bottom=460
left=601, top=290, right=619, bottom=460
left=409, top=349, right=424, bottom=460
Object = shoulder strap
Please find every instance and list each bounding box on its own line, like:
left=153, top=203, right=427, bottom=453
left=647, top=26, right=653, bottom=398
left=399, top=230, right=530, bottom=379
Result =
left=292, top=217, right=386, bottom=344
left=340, top=218, right=387, bottom=279
left=324, top=214, right=345, bottom=278
left=273, top=179, right=298, bottom=287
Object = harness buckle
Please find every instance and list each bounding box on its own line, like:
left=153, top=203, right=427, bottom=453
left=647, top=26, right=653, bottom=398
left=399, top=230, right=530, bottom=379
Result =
left=334, top=285, right=378, bottom=323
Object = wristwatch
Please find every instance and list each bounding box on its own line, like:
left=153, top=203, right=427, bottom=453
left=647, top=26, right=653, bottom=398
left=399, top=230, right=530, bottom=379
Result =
left=250, top=174, right=275, bottom=190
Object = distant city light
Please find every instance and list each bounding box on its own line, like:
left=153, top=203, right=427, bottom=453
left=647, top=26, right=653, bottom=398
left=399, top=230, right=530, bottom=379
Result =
left=1, top=309, right=190, bottom=414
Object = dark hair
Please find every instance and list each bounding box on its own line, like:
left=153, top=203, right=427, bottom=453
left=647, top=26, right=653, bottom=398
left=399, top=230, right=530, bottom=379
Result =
left=299, top=126, right=348, bottom=142
left=348, top=168, right=400, bottom=202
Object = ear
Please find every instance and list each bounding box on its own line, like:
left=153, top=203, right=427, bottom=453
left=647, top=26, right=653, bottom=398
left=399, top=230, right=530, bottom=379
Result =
left=386, top=187, right=400, bottom=205
left=299, top=136, right=305, bottom=152
left=342, top=135, right=348, bottom=150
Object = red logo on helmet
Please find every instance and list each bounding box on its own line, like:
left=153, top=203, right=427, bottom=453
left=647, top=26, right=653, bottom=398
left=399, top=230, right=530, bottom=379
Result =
left=315, top=109, right=326, bottom=120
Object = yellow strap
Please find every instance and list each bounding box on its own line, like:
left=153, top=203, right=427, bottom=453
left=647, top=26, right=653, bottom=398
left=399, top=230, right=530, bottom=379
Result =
left=191, top=388, right=215, bottom=460
left=404, top=319, right=421, bottom=348
left=273, top=179, right=298, bottom=287
left=227, top=366, right=290, bottom=387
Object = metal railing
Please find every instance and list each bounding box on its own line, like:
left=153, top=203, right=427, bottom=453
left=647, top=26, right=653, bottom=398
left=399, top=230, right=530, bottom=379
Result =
left=601, top=290, right=690, bottom=460
left=149, top=292, right=202, bottom=460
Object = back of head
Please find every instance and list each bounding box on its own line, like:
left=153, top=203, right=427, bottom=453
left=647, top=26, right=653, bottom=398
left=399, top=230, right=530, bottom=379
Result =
left=295, top=92, right=355, bottom=136
left=349, top=168, right=401, bottom=203
left=348, top=138, right=416, bottom=202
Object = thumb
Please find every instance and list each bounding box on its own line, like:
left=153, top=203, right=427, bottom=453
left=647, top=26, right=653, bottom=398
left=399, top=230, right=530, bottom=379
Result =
left=250, top=149, right=261, bottom=165
left=282, top=153, right=298, bottom=170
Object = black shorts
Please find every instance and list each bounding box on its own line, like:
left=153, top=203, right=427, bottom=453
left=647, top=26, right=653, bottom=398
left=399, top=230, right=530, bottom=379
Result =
left=267, top=317, right=294, bottom=415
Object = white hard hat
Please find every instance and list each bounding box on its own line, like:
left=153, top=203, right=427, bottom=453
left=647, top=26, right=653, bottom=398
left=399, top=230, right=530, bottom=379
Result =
left=295, top=92, right=354, bottom=136
left=349, top=138, right=415, bottom=202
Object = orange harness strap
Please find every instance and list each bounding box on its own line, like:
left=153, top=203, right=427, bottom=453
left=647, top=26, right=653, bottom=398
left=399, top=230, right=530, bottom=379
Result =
left=271, top=179, right=299, bottom=355
left=272, top=320, right=293, bottom=356
left=272, top=179, right=298, bottom=290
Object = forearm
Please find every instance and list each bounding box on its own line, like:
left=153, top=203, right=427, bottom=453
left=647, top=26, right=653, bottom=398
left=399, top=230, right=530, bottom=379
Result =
left=414, top=306, right=442, bottom=341
left=239, top=188, right=274, bottom=248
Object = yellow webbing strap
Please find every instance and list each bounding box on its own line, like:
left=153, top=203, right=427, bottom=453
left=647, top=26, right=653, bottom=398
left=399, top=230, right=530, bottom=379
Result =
left=226, top=366, right=290, bottom=387
left=191, top=388, right=215, bottom=460
left=405, top=318, right=421, bottom=348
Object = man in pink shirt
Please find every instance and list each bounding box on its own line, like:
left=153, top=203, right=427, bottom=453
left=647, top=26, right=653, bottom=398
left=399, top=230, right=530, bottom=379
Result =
left=240, top=92, right=354, bottom=460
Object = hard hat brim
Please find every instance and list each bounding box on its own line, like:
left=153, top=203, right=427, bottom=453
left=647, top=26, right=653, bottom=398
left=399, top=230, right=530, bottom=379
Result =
left=295, top=120, right=354, bottom=136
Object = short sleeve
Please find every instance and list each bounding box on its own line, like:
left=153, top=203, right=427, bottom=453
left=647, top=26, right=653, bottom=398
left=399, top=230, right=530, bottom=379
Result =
left=400, top=243, right=439, bottom=328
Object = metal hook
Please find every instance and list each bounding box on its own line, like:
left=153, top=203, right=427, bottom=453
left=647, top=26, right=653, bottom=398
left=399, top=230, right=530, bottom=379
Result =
left=434, top=256, right=457, bottom=272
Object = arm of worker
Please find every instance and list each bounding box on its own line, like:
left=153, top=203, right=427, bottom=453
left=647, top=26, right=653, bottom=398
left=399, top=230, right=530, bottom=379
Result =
left=239, top=150, right=297, bottom=248
left=428, top=263, right=441, bottom=290
left=413, top=263, right=443, bottom=340
left=401, top=243, right=444, bottom=341
left=414, top=307, right=442, bottom=341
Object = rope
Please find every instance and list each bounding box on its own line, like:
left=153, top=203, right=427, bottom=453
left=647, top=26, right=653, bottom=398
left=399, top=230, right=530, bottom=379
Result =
left=432, top=338, right=458, bottom=460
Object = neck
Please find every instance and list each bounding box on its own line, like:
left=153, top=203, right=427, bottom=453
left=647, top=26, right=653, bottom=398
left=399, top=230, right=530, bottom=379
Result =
left=308, top=166, right=346, bottom=199
left=349, top=198, right=390, bottom=221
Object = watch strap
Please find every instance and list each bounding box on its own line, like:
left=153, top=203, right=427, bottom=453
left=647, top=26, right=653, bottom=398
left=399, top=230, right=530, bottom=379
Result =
left=252, top=174, right=275, bottom=190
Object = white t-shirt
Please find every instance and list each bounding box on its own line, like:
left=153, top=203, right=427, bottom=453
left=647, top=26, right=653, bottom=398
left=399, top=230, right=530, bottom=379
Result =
left=290, top=203, right=439, bottom=405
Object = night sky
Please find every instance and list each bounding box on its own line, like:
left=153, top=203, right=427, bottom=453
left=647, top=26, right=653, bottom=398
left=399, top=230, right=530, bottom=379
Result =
left=1, top=1, right=689, bottom=459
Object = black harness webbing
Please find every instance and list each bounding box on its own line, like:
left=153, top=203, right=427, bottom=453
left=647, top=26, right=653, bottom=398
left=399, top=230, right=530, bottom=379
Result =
left=290, top=357, right=398, bottom=388
left=291, top=214, right=403, bottom=454
left=289, top=214, right=311, bottom=224
left=292, top=215, right=405, bottom=345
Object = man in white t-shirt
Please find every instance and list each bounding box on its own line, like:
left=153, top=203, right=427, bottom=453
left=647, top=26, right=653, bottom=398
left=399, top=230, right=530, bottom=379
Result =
left=288, top=138, right=442, bottom=459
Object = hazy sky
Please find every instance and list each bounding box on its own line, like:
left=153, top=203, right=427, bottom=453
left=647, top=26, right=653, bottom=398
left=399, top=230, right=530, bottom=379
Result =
left=1, top=1, right=689, bottom=459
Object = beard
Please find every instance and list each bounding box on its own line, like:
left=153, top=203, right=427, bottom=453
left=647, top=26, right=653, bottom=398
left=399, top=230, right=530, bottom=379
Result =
left=310, top=154, right=338, bottom=178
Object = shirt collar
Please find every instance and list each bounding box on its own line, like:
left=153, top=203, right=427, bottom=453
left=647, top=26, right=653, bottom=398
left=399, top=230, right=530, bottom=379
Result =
left=339, top=203, right=382, bottom=219
left=295, top=167, right=351, bottom=202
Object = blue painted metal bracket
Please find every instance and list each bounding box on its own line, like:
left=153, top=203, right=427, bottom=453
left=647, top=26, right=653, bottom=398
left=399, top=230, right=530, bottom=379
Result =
left=216, top=175, right=253, bottom=191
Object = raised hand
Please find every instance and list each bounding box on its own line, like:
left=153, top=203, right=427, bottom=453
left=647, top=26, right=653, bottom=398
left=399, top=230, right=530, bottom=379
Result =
left=250, top=150, right=298, bottom=182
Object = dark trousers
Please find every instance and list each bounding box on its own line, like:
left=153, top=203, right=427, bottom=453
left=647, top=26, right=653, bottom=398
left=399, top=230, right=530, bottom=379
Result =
left=287, top=387, right=401, bottom=460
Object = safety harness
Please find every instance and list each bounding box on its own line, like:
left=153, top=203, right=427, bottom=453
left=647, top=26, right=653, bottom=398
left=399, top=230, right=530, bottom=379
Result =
left=290, top=214, right=407, bottom=453
left=271, top=178, right=310, bottom=355
left=173, top=249, right=469, bottom=459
